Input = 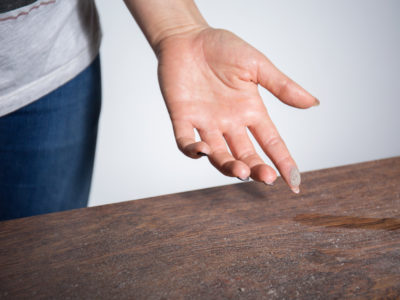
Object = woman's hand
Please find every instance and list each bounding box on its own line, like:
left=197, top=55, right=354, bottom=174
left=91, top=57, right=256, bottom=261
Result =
left=157, top=28, right=319, bottom=193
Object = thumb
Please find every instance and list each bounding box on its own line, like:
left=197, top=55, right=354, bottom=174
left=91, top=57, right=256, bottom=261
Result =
left=257, top=56, right=319, bottom=109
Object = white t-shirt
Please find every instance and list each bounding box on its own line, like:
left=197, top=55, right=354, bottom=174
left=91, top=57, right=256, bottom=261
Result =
left=0, top=0, right=101, bottom=117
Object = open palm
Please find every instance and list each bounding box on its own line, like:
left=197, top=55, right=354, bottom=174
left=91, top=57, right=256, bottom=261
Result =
left=157, top=28, right=318, bottom=193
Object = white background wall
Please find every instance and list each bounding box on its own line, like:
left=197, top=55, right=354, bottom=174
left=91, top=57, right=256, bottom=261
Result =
left=89, top=0, right=400, bottom=207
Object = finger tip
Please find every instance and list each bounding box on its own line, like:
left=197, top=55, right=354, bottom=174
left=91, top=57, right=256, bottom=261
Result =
left=181, top=147, right=199, bottom=159
left=252, top=164, right=277, bottom=185
left=285, top=165, right=301, bottom=193
left=234, top=163, right=251, bottom=180
left=290, top=166, right=301, bottom=187
left=291, top=186, right=300, bottom=194
left=298, top=97, right=320, bottom=109
left=263, top=173, right=277, bottom=185
left=313, top=98, right=320, bottom=107
left=237, top=176, right=250, bottom=182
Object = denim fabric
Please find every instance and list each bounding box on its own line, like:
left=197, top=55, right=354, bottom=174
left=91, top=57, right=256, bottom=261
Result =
left=0, top=56, right=101, bottom=221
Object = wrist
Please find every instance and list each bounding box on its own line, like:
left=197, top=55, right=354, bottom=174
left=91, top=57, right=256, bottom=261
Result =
left=152, top=23, right=209, bottom=57
left=124, top=0, right=209, bottom=57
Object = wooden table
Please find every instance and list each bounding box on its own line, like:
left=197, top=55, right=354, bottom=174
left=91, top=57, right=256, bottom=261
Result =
left=1, top=157, right=400, bottom=299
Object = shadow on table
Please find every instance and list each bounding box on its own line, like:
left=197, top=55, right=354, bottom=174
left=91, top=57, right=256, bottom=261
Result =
left=294, top=214, right=400, bottom=231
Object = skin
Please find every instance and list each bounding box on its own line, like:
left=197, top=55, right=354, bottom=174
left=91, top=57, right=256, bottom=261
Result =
left=124, top=0, right=319, bottom=193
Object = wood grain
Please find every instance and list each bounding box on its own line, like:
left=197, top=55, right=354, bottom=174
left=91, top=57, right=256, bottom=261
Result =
left=1, top=157, right=400, bottom=299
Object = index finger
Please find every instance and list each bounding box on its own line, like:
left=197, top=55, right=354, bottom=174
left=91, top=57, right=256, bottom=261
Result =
left=249, top=116, right=301, bottom=193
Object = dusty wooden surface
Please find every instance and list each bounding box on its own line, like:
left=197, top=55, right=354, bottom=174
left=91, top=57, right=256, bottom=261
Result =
left=1, top=157, right=400, bottom=299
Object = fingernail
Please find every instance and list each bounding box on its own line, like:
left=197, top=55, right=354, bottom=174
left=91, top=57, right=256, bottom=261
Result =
left=290, top=166, right=301, bottom=192
left=264, top=181, right=274, bottom=186
left=291, top=186, right=300, bottom=194
left=237, top=177, right=250, bottom=182
left=197, top=152, right=207, bottom=156
left=313, top=98, right=320, bottom=107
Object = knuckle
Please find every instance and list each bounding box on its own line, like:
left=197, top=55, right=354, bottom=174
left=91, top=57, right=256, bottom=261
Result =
left=275, top=78, right=291, bottom=98
left=238, top=150, right=256, bottom=161
left=264, top=135, right=282, bottom=148
left=210, top=149, right=227, bottom=158
left=275, top=155, right=292, bottom=166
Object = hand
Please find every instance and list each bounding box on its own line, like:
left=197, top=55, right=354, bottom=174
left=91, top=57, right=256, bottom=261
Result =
left=157, top=27, right=318, bottom=193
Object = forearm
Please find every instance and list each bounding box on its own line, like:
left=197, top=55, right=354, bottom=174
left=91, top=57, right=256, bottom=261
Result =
left=123, top=0, right=209, bottom=53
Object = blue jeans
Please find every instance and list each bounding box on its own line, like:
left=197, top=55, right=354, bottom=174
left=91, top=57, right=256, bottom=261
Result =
left=0, top=56, right=101, bottom=221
